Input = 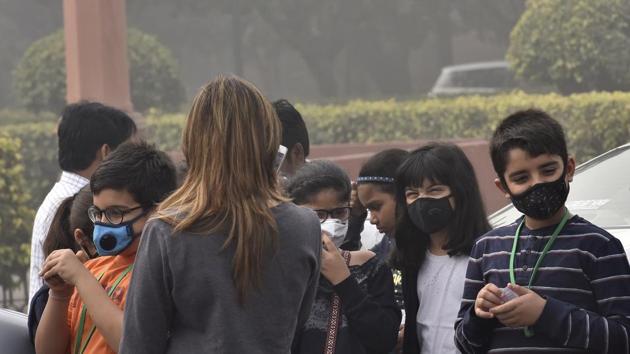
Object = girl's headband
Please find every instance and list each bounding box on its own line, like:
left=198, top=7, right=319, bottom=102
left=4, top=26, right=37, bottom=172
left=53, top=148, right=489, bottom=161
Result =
left=356, top=176, right=395, bottom=184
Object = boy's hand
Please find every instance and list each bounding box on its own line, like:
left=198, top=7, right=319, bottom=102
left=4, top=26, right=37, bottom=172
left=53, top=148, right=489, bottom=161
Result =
left=475, top=283, right=504, bottom=319
left=321, top=234, right=351, bottom=285
left=40, top=249, right=91, bottom=288
left=489, top=284, right=547, bottom=327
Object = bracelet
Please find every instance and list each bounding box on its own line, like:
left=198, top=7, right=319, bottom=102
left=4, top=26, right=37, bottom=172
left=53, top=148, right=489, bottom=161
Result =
left=48, top=292, right=72, bottom=301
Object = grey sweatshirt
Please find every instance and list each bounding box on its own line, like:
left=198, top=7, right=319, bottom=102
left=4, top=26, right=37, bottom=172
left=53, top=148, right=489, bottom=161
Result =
left=119, top=203, right=321, bottom=354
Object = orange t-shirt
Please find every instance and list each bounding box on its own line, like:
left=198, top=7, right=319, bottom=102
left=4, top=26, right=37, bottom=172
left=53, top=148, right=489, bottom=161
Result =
left=67, top=251, right=135, bottom=354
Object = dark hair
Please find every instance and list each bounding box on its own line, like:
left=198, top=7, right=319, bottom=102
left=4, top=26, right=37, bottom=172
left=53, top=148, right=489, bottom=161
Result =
left=43, top=186, right=93, bottom=257
left=358, top=148, right=409, bottom=195
left=490, top=109, right=568, bottom=181
left=392, top=143, right=490, bottom=270
left=58, top=102, right=137, bottom=172
left=273, top=99, right=310, bottom=158
left=90, top=141, right=177, bottom=207
left=286, top=160, right=351, bottom=206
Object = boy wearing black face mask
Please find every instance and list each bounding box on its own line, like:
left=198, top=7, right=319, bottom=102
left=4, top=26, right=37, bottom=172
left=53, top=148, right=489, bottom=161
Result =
left=455, top=110, right=630, bottom=353
left=35, top=142, right=177, bottom=354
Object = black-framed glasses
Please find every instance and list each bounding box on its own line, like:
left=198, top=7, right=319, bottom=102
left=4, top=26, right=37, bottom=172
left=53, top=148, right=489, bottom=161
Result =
left=88, top=205, right=144, bottom=225
left=313, top=207, right=352, bottom=224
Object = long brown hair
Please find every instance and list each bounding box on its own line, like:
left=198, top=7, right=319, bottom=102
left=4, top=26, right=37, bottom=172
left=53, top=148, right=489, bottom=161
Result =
left=157, top=76, right=286, bottom=302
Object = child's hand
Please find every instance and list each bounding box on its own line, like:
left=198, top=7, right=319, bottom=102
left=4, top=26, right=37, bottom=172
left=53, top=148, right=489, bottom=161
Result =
left=44, top=274, right=74, bottom=299
left=321, top=234, right=351, bottom=285
left=489, top=283, right=547, bottom=327
left=475, top=283, right=504, bottom=319
left=40, top=249, right=91, bottom=288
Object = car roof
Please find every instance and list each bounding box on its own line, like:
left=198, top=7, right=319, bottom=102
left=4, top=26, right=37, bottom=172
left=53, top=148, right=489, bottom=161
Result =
left=440, top=61, right=509, bottom=73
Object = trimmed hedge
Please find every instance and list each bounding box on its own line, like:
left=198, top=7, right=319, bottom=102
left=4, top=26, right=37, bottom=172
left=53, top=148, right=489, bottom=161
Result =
left=0, top=134, right=34, bottom=295
left=4, top=91, right=630, bottom=212
left=2, top=121, right=59, bottom=208
left=146, top=91, right=630, bottom=163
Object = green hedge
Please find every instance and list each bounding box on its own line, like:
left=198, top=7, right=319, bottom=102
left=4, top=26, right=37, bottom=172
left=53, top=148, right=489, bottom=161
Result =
left=298, top=92, right=630, bottom=162
left=3, top=91, right=630, bottom=209
left=2, top=121, right=59, bottom=208
left=0, top=134, right=34, bottom=294
left=146, top=91, right=630, bottom=163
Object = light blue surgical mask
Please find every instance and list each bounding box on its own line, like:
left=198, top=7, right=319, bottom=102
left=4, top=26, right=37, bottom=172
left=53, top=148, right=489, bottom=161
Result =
left=92, top=210, right=148, bottom=256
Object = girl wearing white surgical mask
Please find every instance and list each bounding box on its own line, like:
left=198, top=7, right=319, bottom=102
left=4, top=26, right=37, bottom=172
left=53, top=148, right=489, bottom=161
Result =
left=287, top=160, right=401, bottom=354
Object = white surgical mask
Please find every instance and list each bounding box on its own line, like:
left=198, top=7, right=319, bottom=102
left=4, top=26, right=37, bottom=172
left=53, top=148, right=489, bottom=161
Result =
left=321, top=219, right=348, bottom=247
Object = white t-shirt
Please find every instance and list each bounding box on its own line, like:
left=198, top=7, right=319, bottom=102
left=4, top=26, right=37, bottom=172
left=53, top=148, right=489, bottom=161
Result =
left=415, top=252, right=468, bottom=354
left=359, top=214, right=384, bottom=250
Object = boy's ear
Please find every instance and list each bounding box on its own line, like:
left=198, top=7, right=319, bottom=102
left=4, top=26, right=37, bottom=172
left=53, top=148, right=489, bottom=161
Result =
left=99, top=144, right=111, bottom=161
left=291, top=143, right=305, bottom=164
left=566, top=156, right=577, bottom=182
left=494, top=177, right=510, bottom=198
left=74, top=228, right=86, bottom=245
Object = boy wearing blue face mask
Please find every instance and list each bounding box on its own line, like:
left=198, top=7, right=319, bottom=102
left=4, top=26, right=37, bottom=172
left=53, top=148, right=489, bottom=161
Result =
left=455, top=110, right=630, bottom=353
left=35, top=141, right=177, bottom=354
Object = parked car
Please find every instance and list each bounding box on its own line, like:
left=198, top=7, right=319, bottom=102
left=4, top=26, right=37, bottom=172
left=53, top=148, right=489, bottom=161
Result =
left=429, top=61, right=549, bottom=97
left=0, top=308, right=34, bottom=354
left=489, top=143, right=630, bottom=257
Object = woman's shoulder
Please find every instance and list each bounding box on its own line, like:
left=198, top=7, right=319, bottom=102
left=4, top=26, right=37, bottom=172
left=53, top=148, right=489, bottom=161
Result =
left=145, top=217, right=176, bottom=234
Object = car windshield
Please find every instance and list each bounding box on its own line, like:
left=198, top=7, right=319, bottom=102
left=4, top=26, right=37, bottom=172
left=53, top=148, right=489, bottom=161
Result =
left=439, top=67, right=515, bottom=88
left=491, top=145, right=630, bottom=228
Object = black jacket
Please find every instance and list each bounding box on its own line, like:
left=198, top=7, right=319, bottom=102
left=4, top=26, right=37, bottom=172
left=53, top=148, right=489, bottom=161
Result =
left=401, top=266, right=421, bottom=354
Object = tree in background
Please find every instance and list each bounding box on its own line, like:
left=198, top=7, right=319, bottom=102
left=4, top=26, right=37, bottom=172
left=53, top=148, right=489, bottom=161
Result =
left=0, top=134, right=33, bottom=309
left=508, top=0, right=630, bottom=94
left=2, top=0, right=525, bottom=104
left=12, top=28, right=186, bottom=113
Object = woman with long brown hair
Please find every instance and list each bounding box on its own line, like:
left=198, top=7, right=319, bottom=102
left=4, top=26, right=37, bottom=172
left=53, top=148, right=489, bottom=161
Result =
left=119, top=76, right=322, bottom=354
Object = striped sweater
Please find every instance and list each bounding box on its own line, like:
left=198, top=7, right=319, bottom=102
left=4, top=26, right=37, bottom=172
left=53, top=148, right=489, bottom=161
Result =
left=455, top=215, right=630, bottom=353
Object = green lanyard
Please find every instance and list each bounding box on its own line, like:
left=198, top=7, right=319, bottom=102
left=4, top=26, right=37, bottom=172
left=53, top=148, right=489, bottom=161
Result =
left=509, top=208, right=570, bottom=337
left=73, top=264, right=134, bottom=354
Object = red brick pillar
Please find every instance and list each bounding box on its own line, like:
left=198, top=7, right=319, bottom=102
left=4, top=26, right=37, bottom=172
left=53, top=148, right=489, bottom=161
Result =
left=63, top=0, right=133, bottom=112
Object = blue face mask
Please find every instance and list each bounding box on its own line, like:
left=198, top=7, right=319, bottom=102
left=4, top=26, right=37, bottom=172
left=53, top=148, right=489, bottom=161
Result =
left=92, top=210, right=148, bottom=256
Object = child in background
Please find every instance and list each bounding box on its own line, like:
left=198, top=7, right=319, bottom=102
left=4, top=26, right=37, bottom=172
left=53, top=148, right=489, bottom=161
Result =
left=29, top=185, right=95, bottom=343
left=356, top=148, right=409, bottom=262
left=287, top=160, right=401, bottom=354
left=355, top=148, right=410, bottom=353
left=455, top=109, right=630, bottom=353
left=393, top=143, right=490, bottom=354
left=35, top=142, right=177, bottom=354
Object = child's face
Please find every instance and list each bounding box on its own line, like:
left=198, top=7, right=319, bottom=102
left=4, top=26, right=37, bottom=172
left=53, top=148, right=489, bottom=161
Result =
left=302, top=188, right=351, bottom=224
left=92, top=188, right=148, bottom=236
left=498, top=148, right=576, bottom=197
left=357, top=184, right=397, bottom=235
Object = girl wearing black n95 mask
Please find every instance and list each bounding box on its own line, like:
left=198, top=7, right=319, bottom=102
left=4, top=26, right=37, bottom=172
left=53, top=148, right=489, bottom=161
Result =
left=392, top=143, right=490, bottom=354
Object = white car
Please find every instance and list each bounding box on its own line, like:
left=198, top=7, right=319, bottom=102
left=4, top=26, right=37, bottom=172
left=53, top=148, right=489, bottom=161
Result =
left=429, top=61, right=551, bottom=97
left=0, top=308, right=34, bottom=354
left=489, top=143, right=630, bottom=257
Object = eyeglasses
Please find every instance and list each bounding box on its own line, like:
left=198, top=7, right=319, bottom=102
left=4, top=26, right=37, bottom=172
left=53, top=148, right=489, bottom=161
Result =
left=88, top=205, right=144, bottom=225
left=313, top=207, right=352, bottom=223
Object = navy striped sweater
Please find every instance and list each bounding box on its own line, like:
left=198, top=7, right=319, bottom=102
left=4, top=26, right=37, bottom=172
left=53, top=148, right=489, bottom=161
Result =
left=455, top=215, right=630, bottom=353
